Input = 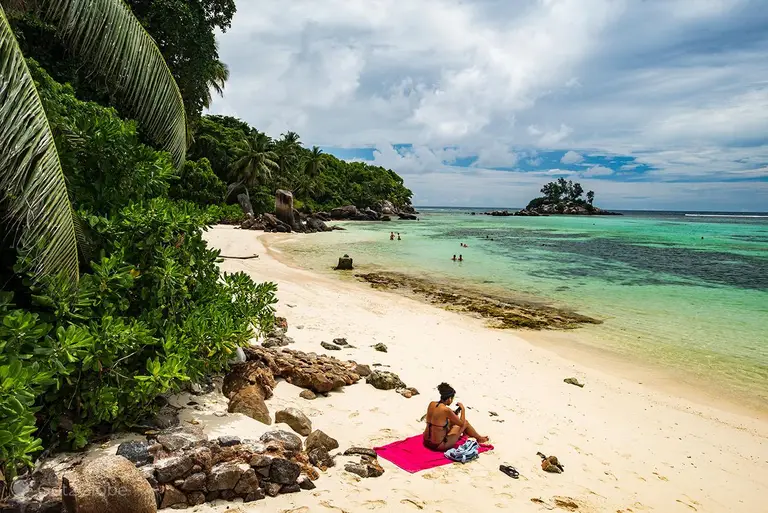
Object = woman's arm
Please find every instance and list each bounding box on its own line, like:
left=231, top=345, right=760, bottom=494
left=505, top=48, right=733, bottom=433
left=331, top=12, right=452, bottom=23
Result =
left=447, top=403, right=465, bottom=426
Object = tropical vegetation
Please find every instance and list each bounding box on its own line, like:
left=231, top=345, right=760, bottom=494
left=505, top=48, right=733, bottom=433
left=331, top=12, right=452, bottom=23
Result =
left=189, top=115, right=414, bottom=212
left=0, top=0, right=275, bottom=488
left=527, top=178, right=596, bottom=211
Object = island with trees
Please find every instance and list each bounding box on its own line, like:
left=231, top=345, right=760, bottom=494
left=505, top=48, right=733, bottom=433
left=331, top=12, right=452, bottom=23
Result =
left=483, top=178, right=620, bottom=216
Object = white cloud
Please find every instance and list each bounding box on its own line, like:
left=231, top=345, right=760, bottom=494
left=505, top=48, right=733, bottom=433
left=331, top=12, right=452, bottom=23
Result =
left=581, top=165, right=614, bottom=177
left=472, top=142, right=519, bottom=169
left=560, top=150, right=584, bottom=164
left=210, top=0, right=768, bottom=209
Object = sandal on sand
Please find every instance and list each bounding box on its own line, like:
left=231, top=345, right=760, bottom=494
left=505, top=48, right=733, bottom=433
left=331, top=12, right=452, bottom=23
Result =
left=499, top=464, right=519, bottom=479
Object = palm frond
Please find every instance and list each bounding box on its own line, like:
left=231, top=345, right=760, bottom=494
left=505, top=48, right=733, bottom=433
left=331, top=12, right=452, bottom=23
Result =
left=0, top=6, right=78, bottom=282
left=40, top=0, right=187, bottom=167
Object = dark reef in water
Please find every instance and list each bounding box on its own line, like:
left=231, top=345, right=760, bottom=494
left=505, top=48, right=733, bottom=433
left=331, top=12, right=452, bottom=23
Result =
left=355, top=272, right=601, bottom=330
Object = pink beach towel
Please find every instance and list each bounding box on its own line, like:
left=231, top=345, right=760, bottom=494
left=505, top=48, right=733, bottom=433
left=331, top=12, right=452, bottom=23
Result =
left=374, top=435, right=494, bottom=473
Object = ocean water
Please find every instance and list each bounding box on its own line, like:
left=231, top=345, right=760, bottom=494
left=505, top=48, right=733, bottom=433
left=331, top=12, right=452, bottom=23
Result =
left=273, top=209, right=768, bottom=411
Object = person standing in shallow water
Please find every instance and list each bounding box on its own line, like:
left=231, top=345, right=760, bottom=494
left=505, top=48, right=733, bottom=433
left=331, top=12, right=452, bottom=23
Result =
left=452, top=255, right=457, bottom=261
left=390, top=232, right=395, bottom=240
left=397, top=233, right=401, bottom=240
left=458, top=254, right=463, bottom=262
left=423, top=383, right=488, bottom=451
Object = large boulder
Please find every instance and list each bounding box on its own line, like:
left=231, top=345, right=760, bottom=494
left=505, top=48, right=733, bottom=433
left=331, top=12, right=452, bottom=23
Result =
left=223, top=362, right=277, bottom=400
left=374, top=200, right=397, bottom=215
left=155, top=454, right=195, bottom=483
left=115, top=441, right=152, bottom=467
left=366, top=371, right=406, bottom=390
left=335, top=254, right=353, bottom=270
left=269, top=459, right=301, bottom=485
left=61, top=455, right=156, bottom=513
left=330, top=205, right=358, bottom=219
left=228, top=385, right=272, bottom=425
left=306, top=216, right=330, bottom=232
left=262, top=213, right=292, bottom=233
left=259, top=431, right=303, bottom=453
left=275, top=190, right=295, bottom=228
left=207, top=463, right=248, bottom=491
left=242, top=346, right=362, bottom=393
left=305, top=430, right=339, bottom=453
left=275, top=408, right=312, bottom=436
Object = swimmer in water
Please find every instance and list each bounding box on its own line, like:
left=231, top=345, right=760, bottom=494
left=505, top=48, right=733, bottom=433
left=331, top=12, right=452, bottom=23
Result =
left=458, top=254, right=463, bottom=262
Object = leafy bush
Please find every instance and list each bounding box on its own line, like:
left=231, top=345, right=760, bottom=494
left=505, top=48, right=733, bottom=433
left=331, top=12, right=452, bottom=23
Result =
left=170, top=158, right=227, bottom=206
left=0, top=65, right=278, bottom=484
left=204, top=204, right=247, bottom=225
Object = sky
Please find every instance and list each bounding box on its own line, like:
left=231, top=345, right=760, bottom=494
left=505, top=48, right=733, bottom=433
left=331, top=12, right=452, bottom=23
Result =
left=209, top=0, right=768, bottom=211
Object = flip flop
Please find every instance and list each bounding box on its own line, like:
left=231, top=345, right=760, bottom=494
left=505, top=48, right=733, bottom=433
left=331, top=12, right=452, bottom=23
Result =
left=499, top=464, right=519, bottom=479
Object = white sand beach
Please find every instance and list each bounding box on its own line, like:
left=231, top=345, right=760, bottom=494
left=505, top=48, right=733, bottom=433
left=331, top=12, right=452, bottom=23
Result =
left=191, top=225, right=768, bottom=513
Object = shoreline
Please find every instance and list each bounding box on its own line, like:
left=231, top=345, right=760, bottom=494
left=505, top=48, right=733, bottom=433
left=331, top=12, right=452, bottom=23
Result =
left=202, top=225, right=768, bottom=513
left=260, top=229, right=768, bottom=421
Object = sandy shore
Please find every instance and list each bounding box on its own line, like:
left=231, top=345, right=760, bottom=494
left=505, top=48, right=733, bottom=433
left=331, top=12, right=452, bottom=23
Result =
left=194, top=225, right=768, bottom=513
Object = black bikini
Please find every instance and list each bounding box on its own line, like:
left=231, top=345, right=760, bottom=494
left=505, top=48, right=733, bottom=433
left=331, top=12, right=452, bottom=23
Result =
left=423, top=401, right=450, bottom=450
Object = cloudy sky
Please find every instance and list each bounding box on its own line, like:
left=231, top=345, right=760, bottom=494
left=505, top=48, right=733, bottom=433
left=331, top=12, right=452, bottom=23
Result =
left=210, top=0, right=768, bottom=211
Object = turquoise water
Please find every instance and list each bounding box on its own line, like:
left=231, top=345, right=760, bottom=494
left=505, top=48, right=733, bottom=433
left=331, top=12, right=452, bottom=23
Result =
left=275, top=209, right=768, bottom=410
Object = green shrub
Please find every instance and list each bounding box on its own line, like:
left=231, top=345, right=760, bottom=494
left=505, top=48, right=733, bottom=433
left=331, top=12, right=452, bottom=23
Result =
left=0, top=66, right=278, bottom=485
left=169, top=158, right=227, bottom=206
left=204, top=204, right=247, bottom=225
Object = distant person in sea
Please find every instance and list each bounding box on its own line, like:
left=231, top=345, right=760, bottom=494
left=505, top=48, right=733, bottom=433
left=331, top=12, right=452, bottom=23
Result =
left=390, top=232, right=395, bottom=240
left=397, top=233, right=401, bottom=240
left=423, top=383, right=488, bottom=451
left=452, top=255, right=457, bottom=261
left=458, top=254, right=463, bottom=262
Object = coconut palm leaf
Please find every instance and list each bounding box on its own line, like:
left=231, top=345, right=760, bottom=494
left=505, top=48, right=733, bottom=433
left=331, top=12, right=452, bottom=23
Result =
left=0, top=6, right=78, bottom=282
left=39, top=0, right=187, bottom=167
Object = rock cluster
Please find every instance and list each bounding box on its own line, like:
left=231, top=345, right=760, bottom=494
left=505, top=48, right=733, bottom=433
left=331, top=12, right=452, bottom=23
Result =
left=143, top=429, right=317, bottom=508
left=3, top=427, right=320, bottom=513
left=242, top=346, right=364, bottom=393
left=328, top=202, right=419, bottom=221
left=239, top=211, right=334, bottom=233
left=262, top=327, right=295, bottom=348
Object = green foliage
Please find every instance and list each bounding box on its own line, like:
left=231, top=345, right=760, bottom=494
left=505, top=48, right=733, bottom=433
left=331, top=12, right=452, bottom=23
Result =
left=202, top=204, right=246, bottom=225
left=30, top=60, right=177, bottom=214
left=189, top=115, right=414, bottom=214
left=0, top=65, right=277, bottom=484
left=536, top=178, right=594, bottom=208
left=169, top=158, right=227, bottom=206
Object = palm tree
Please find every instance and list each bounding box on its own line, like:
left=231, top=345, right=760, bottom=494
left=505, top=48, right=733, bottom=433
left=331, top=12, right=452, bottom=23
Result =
left=230, top=132, right=279, bottom=189
left=275, top=131, right=301, bottom=175
left=0, top=0, right=187, bottom=283
left=288, top=171, right=317, bottom=202
left=203, top=58, right=229, bottom=109
left=302, top=146, right=325, bottom=179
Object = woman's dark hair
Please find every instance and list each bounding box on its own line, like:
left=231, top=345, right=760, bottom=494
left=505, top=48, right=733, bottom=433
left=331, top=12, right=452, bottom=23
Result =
left=437, top=382, right=456, bottom=402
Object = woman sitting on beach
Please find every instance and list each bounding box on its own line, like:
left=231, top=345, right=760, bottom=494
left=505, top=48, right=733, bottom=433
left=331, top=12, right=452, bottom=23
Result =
left=423, top=383, right=488, bottom=451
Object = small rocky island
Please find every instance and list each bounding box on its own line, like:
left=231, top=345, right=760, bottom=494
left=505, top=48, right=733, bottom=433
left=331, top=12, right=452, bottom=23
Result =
left=482, top=179, right=621, bottom=216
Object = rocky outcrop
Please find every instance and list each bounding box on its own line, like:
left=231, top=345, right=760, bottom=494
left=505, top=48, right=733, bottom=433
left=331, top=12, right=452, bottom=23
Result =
left=275, top=408, right=312, bottom=436
left=242, top=346, right=363, bottom=393
left=61, top=455, right=157, bottom=513
left=335, top=254, right=353, bottom=270
left=275, top=190, right=296, bottom=228
left=330, top=205, right=359, bottom=219
left=366, top=371, right=406, bottom=390
left=305, top=431, right=339, bottom=454
left=5, top=426, right=323, bottom=512
left=228, top=385, right=272, bottom=424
